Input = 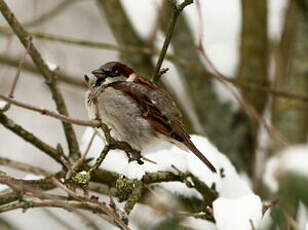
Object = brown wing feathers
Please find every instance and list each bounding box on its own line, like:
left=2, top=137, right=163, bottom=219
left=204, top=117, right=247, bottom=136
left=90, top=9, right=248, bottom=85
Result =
left=108, top=80, right=216, bottom=172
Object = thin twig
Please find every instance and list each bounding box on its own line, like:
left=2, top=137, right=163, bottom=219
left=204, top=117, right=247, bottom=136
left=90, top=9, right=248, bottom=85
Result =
left=0, top=93, right=143, bottom=168
left=67, top=130, right=97, bottom=179
left=0, top=113, right=66, bottom=165
left=152, top=0, right=193, bottom=83
left=23, top=0, right=82, bottom=27
left=0, top=39, right=31, bottom=113
left=0, top=181, right=112, bottom=230
left=0, top=54, right=84, bottom=87
left=0, top=26, right=308, bottom=104
left=0, top=198, right=115, bottom=230
left=8, top=39, right=31, bottom=99
left=0, top=157, right=50, bottom=176
left=0, top=94, right=100, bottom=127
left=0, top=26, right=154, bottom=56
left=88, top=145, right=110, bottom=174
left=197, top=46, right=289, bottom=147
left=82, top=130, right=97, bottom=158
left=51, top=178, right=130, bottom=230
left=249, top=219, right=256, bottom=230
left=0, top=0, right=81, bottom=159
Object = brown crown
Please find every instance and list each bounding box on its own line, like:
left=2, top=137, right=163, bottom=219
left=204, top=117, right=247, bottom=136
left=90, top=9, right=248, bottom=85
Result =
left=101, top=62, right=134, bottom=78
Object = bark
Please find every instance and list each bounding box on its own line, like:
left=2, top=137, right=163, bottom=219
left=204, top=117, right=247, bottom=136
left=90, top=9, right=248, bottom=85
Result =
left=235, top=0, right=269, bottom=177
left=271, top=0, right=308, bottom=152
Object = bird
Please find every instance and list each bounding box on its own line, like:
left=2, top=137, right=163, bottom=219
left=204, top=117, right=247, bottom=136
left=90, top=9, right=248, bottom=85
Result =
left=85, top=61, right=216, bottom=173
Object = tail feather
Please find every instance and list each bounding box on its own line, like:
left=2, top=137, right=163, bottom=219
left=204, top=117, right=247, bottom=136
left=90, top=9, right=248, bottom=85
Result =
left=185, top=140, right=217, bottom=173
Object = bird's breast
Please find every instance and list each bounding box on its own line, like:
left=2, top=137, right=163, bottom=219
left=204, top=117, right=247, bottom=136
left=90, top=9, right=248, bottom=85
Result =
left=86, top=87, right=156, bottom=150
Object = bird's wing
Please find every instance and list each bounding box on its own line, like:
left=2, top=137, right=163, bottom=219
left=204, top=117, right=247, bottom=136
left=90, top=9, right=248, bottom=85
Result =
left=107, top=78, right=185, bottom=143
left=107, top=78, right=216, bottom=172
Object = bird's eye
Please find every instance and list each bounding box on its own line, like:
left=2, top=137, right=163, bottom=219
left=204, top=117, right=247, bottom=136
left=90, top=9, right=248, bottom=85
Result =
left=103, top=70, right=111, bottom=75
left=94, top=77, right=104, bottom=87
left=110, top=70, right=119, bottom=77
left=103, top=69, right=119, bottom=77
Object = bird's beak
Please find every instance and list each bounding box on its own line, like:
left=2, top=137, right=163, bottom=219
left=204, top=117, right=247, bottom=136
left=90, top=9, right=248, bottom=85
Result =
left=84, top=74, right=90, bottom=87
left=91, top=69, right=105, bottom=79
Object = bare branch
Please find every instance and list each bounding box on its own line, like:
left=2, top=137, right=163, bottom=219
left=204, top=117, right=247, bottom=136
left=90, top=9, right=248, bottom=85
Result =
left=67, top=131, right=97, bottom=179
left=51, top=178, right=130, bottom=230
left=0, top=28, right=307, bottom=104
left=1, top=28, right=307, bottom=106
left=271, top=0, right=308, bottom=152
left=0, top=94, right=100, bottom=127
left=0, top=54, right=84, bottom=88
left=0, top=113, right=67, bottom=165
left=0, top=94, right=142, bottom=171
left=23, top=0, right=82, bottom=27
left=0, top=0, right=80, bottom=159
left=7, top=39, right=30, bottom=100
left=197, top=47, right=289, bottom=148
left=152, top=0, right=193, bottom=83
left=0, top=38, right=31, bottom=113
left=88, top=145, right=110, bottom=174
left=0, top=157, right=50, bottom=176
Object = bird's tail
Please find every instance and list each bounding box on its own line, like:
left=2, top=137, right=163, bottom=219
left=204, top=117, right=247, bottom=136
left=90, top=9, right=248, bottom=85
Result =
left=185, top=140, right=217, bottom=173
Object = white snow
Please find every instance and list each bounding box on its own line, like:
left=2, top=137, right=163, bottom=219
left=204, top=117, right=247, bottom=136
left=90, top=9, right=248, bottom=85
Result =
left=23, top=174, right=44, bottom=180
left=297, top=202, right=308, bottom=230
left=213, top=194, right=263, bottom=230
left=0, top=184, right=9, bottom=192
left=81, top=128, right=253, bottom=199
left=81, top=127, right=264, bottom=229
left=263, top=144, right=308, bottom=192
left=0, top=100, right=7, bottom=110
left=45, top=61, right=58, bottom=71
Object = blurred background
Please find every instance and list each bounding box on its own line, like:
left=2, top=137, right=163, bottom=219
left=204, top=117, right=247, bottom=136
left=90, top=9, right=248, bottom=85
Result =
left=0, top=0, right=308, bottom=229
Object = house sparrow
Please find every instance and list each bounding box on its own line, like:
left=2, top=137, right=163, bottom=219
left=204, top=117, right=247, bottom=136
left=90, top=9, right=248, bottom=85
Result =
left=85, top=62, right=216, bottom=173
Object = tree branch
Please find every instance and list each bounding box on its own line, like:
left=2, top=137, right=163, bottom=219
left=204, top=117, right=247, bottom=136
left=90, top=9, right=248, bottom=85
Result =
left=152, top=0, right=193, bottom=83
left=236, top=0, right=269, bottom=179
left=0, top=157, right=50, bottom=176
left=1, top=29, right=307, bottom=104
left=0, top=54, right=84, bottom=88
left=0, top=94, right=100, bottom=127
left=0, top=0, right=80, bottom=159
left=23, top=0, right=82, bottom=27
left=0, top=113, right=66, bottom=165
left=271, top=0, right=308, bottom=152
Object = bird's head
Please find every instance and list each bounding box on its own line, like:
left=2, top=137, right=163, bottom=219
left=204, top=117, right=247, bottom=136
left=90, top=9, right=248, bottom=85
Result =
left=85, top=62, right=136, bottom=88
